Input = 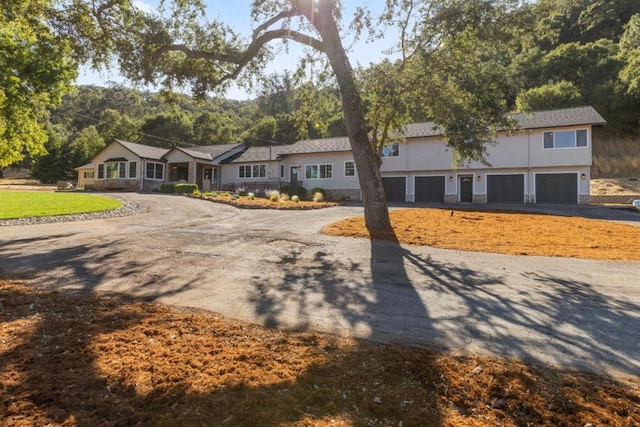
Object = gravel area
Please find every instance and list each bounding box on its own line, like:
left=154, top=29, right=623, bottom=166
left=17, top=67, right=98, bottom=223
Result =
left=0, top=195, right=148, bottom=227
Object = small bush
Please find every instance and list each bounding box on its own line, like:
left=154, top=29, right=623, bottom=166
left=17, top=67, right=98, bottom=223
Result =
left=280, top=192, right=290, bottom=202
left=281, top=185, right=307, bottom=199
left=175, top=183, right=198, bottom=194
left=232, top=194, right=240, bottom=199
left=159, top=183, right=176, bottom=193
left=218, top=192, right=231, bottom=197
left=248, top=192, right=255, bottom=200
left=292, top=195, right=300, bottom=203
left=313, top=191, right=324, bottom=202
left=269, top=190, right=281, bottom=202
left=236, top=187, right=247, bottom=196
left=311, top=187, right=326, bottom=198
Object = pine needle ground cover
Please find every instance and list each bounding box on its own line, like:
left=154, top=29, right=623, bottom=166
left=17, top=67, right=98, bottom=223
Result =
left=323, top=208, right=640, bottom=261
left=1, top=280, right=638, bottom=427
left=0, top=192, right=122, bottom=220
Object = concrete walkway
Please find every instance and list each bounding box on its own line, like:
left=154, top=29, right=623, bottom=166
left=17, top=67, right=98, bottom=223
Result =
left=1, top=193, right=638, bottom=379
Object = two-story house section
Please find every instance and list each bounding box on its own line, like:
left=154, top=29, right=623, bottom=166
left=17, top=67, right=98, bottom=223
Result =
left=265, top=106, right=604, bottom=204
left=379, top=106, right=605, bottom=205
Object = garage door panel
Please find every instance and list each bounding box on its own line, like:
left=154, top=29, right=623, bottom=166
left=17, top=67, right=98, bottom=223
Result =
left=487, top=174, right=525, bottom=203
left=536, top=173, right=578, bottom=204
left=415, top=176, right=445, bottom=203
left=382, top=177, right=406, bottom=202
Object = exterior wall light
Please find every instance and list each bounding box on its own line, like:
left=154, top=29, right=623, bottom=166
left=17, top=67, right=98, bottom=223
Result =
left=449, top=176, right=454, bottom=182
left=477, top=175, right=481, bottom=181
left=581, top=173, right=587, bottom=180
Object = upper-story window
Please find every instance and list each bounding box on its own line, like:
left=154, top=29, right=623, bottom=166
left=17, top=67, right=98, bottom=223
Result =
left=381, top=142, right=400, bottom=157
left=543, top=129, right=588, bottom=149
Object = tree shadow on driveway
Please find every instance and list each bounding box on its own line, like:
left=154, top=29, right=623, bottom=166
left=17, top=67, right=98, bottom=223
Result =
left=249, top=236, right=640, bottom=378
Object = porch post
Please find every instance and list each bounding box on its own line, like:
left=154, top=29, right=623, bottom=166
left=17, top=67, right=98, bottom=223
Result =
left=188, top=161, right=197, bottom=184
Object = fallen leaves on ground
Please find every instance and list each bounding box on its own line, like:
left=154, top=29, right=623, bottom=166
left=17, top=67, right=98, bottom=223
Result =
left=1, top=280, right=638, bottom=426
left=323, top=208, right=640, bottom=260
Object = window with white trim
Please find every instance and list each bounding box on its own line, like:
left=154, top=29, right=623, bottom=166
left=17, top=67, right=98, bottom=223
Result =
left=543, top=129, right=588, bottom=149
left=84, top=171, right=95, bottom=179
left=305, top=164, right=333, bottom=180
left=145, top=162, right=164, bottom=180
left=238, top=164, right=266, bottom=179
left=280, top=164, right=285, bottom=179
left=344, top=161, right=356, bottom=177
left=104, top=161, right=128, bottom=179
left=381, top=142, right=400, bottom=157
left=97, top=161, right=137, bottom=180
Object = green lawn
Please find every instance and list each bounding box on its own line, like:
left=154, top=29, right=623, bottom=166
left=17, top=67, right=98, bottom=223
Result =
left=0, top=192, right=122, bottom=220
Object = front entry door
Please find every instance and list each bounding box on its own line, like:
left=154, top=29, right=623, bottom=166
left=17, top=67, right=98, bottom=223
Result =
left=290, top=166, right=299, bottom=186
left=202, top=168, right=213, bottom=191
left=459, top=175, right=473, bottom=202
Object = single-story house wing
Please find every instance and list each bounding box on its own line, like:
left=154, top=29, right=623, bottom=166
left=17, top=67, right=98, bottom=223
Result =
left=87, top=139, right=168, bottom=192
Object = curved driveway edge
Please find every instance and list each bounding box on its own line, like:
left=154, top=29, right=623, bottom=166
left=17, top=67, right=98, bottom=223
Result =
left=1, top=193, right=638, bottom=379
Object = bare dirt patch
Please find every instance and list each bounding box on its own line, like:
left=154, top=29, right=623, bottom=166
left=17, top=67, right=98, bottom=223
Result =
left=591, top=177, right=640, bottom=196
left=323, top=208, right=640, bottom=260
left=1, top=280, right=638, bottom=426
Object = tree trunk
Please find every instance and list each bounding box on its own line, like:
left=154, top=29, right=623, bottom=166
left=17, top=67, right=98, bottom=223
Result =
left=303, top=1, right=391, bottom=231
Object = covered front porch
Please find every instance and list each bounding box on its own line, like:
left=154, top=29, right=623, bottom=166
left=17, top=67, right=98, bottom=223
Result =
left=167, top=161, right=221, bottom=191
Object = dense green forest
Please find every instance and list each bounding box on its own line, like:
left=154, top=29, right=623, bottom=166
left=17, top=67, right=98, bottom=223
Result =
left=4, top=0, right=640, bottom=182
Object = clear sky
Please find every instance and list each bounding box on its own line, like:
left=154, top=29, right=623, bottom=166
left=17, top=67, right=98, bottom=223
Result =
left=75, top=0, right=395, bottom=100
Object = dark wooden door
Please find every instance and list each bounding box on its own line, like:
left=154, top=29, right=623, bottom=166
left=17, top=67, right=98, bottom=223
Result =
left=459, top=176, right=473, bottom=202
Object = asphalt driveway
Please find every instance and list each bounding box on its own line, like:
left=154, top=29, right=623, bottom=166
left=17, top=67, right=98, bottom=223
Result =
left=1, top=193, right=638, bottom=379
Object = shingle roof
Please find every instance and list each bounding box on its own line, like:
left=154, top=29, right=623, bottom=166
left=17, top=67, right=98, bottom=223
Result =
left=114, top=139, right=167, bottom=160
left=227, top=145, right=292, bottom=163
left=280, top=137, right=352, bottom=156
left=511, top=106, right=606, bottom=129
left=184, top=143, right=245, bottom=160
left=74, top=163, right=95, bottom=170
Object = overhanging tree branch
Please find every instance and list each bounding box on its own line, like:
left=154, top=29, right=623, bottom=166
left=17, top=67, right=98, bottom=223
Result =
left=148, top=27, right=325, bottom=85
